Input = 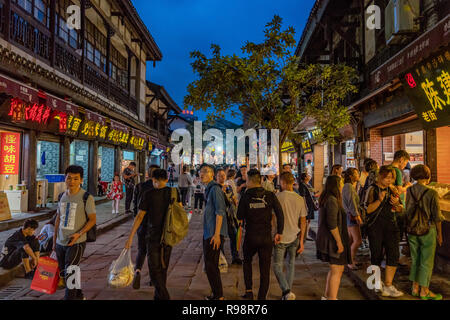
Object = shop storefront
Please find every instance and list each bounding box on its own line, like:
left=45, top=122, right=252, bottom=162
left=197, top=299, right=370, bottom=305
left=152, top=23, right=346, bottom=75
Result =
left=0, top=73, right=155, bottom=212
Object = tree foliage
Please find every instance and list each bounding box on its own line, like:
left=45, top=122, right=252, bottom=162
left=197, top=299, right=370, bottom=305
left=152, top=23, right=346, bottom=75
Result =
left=184, top=15, right=359, bottom=154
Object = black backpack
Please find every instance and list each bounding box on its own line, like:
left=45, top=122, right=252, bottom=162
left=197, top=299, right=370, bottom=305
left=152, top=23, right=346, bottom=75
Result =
left=406, top=189, right=430, bottom=236
left=58, top=191, right=97, bottom=242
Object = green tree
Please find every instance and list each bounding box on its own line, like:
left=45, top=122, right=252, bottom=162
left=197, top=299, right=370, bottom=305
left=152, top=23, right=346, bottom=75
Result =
left=184, top=15, right=358, bottom=171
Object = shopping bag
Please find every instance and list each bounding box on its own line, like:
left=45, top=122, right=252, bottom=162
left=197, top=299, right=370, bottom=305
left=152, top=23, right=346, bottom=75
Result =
left=107, top=248, right=134, bottom=288
left=30, top=257, right=60, bottom=295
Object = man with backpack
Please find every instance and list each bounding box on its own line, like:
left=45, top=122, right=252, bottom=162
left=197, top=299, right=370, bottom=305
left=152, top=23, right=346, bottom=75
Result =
left=125, top=169, right=182, bottom=300
left=200, top=164, right=228, bottom=300
left=237, top=169, right=284, bottom=300
left=53, top=165, right=97, bottom=300
left=131, top=165, right=160, bottom=289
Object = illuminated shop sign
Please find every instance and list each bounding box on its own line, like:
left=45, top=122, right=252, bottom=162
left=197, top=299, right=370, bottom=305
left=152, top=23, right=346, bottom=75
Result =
left=402, top=47, right=450, bottom=129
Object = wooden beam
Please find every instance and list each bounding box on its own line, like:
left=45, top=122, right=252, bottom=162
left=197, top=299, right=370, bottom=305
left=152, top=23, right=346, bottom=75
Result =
left=328, top=21, right=361, bottom=55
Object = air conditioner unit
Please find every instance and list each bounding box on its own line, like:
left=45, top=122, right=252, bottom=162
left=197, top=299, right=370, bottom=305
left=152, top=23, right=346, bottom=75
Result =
left=385, top=0, right=420, bottom=45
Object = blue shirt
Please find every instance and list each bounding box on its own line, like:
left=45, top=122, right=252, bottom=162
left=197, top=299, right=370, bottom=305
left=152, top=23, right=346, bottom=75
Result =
left=203, top=181, right=228, bottom=240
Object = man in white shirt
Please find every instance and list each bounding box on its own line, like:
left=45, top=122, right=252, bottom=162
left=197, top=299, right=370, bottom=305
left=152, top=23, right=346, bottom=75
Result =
left=273, top=172, right=307, bottom=300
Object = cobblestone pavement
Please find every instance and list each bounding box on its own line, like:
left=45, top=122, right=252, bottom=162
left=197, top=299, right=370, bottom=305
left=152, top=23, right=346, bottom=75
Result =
left=2, top=210, right=365, bottom=300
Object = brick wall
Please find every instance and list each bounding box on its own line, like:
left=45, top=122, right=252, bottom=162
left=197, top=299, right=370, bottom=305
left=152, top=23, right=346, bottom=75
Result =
left=369, top=128, right=383, bottom=166
left=437, top=126, right=450, bottom=183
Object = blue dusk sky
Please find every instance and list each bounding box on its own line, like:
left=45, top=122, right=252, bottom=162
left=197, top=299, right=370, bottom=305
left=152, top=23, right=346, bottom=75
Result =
left=132, top=0, right=315, bottom=125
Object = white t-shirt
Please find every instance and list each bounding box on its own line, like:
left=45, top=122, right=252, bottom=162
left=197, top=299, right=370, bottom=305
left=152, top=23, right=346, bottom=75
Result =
left=276, top=191, right=307, bottom=244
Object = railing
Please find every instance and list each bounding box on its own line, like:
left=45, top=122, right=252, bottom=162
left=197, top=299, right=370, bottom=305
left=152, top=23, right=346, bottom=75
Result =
left=110, top=80, right=129, bottom=106
left=55, top=41, right=82, bottom=80
left=0, top=2, right=4, bottom=36
left=366, top=44, right=404, bottom=75
left=5, top=9, right=139, bottom=116
left=84, top=60, right=109, bottom=97
left=10, top=10, right=50, bottom=61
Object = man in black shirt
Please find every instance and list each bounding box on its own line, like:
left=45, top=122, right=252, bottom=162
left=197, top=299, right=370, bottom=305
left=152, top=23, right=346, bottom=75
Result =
left=0, top=219, right=40, bottom=279
left=122, top=162, right=137, bottom=214
left=125, top=169, right=181, bottom=300
left=131, top=164, right=160, bottom=290
left=236, top=165, right=248, bottom=198
left=237, top=169, right=284, bottom=300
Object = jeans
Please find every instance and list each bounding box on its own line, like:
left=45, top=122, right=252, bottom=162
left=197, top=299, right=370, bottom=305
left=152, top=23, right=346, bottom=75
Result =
left=203, top=236, right=225, bottom=298
left=243, top=234, right=273, bottom=300
left=194, top=193, right=204, bottom=210
left=147, top=241, right=172, bottom=300
left=180, top=187, right=188, bottom=205
left=135, top=224, right=148, bottom=271
left=408, top=227, right=437, bottom=288
left=125, top=185, right=134, bottom=212
left=55, top=242, right=86, bottom=300
left=273, top=238, right=299, bottom=294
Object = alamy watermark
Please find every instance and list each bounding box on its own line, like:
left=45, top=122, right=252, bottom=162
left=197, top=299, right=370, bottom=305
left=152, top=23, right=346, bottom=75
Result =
left=366, top=5, right=382, bottom=30
left=170, top=121, right=280, bottom=167
left=66, top=265, right=82, bottom=290
left=366, top=265, right=382, bottom=291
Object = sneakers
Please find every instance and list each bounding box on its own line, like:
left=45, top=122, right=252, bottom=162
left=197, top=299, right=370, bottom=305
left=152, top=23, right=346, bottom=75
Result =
left=382, top=284, right=404, bottom=298
left=205, top=295, right=224, bottom=300
left=241, top=291, right=254, bottom=300
left=282, top=292, right=296, bottom=300
left=321, top=296, right=327, bottom=300
left=132, top=271, right=141, bottom=290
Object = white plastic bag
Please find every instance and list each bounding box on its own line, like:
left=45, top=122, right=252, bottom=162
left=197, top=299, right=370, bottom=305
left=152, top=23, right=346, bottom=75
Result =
left=219, top=251, right=228, bottom=273
left=107, top=248, right=134, bottom=288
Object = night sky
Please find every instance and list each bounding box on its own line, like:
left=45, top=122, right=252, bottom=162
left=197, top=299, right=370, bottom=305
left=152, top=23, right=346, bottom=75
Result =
left=132, top=0, right=315, bottom=125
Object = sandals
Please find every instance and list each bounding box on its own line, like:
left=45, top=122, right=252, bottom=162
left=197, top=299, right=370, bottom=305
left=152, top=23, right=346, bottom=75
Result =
left=411, top=286, right=419, bottom=297
left=420, top=292, right=443, bottom=300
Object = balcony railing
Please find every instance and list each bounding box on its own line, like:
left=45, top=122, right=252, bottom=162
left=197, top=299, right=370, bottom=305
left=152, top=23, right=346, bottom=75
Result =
left=55, top=41, right=82, bottom=80
left=84, top=61, right=109, bottom=97
left=2, top=8, right=139, bottom=116
left=10, top=10, right=50, bottom=61
left=367, top=44, right=404, bottom=75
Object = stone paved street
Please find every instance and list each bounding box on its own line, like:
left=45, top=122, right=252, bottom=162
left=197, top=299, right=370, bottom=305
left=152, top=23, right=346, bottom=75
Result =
left=2, top=211, right=364, bottom=300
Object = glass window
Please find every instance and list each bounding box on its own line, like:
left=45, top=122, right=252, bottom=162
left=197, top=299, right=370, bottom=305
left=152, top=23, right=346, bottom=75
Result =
left=37, top=141, right=60, bottom=177
left=98, top=146, right=115, bottom=183
left=56, top=0, right=79, bottom=48
left=15, top=0, right=32, bottom=13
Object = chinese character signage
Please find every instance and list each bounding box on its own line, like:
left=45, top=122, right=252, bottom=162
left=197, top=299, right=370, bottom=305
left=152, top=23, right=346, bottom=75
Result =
left=0, top=132, right=20, bottom=175
left=301, top=138, right=312, bottom=154
left=65, top=115, right=83, bottom=137
left=7, top=99, right=52, bottom=125
left=401, top=47, right=450, bottom=129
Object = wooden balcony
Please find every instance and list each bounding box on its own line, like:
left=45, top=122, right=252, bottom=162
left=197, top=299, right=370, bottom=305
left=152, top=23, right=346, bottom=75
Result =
left=10, top=9, right=51, bottom=62
left=0, top=6, right=139, bottom=116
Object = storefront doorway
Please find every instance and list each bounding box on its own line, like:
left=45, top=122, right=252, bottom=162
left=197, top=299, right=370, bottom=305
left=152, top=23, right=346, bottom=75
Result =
left=98, top=146, right=115, bottom=184
left=70, top=140, right=90, bottom=190
left=121, top=150, right=136, bottom=175
left=381, top=131, right=424, bottom=167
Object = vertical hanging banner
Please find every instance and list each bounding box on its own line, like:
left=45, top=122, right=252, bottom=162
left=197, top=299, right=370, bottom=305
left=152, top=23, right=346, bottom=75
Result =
left=0, top=132, right=21, bottom=175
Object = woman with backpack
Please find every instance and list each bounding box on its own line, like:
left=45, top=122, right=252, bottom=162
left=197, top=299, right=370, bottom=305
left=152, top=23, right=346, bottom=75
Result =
left=406, top=165, right=443, bottom=300
left=363, top=165, right=404, bottom=298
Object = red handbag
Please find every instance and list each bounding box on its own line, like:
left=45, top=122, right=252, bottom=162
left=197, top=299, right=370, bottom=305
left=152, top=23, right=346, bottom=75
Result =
left=30, top=257, right=60, bottom=295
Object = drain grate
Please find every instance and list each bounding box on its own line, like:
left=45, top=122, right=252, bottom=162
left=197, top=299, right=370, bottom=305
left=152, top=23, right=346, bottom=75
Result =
left=0, top=285, right=27, bottom=300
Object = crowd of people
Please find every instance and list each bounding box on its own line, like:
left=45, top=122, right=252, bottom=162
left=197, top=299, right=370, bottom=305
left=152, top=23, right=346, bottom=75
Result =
left=0, top=149, right=445, bottom=301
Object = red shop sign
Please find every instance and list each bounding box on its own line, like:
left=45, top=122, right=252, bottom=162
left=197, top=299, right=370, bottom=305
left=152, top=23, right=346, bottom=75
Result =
left=0, top=132, right=20, bottom=175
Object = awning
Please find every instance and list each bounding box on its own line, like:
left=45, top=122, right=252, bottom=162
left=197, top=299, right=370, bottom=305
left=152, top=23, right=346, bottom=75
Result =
left=0, top=74, right=39, bottom=104
left=110, top=119, right=129, bottom=133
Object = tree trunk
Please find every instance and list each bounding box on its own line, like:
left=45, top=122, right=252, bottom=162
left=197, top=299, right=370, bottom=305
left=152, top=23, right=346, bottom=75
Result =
left=294, top=143, right=302, bottom=182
